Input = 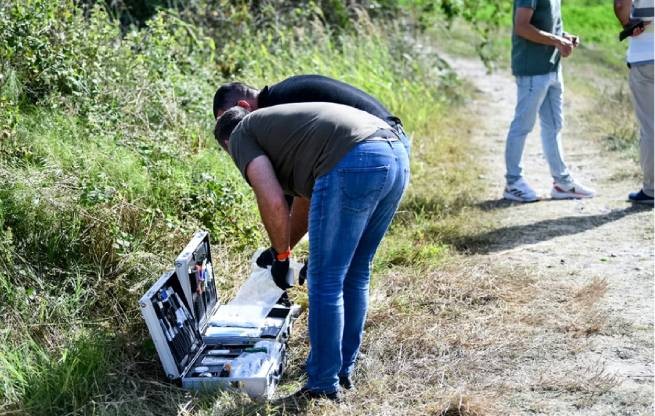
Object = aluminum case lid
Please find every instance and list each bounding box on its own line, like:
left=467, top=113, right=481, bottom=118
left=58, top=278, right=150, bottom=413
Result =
left=175, top=231, right=219, bottom=331
left=139, top=269, right=204, bottom=379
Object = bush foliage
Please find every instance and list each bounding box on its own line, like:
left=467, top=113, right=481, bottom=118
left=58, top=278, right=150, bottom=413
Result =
left=0, top=0, right=461, bottom=413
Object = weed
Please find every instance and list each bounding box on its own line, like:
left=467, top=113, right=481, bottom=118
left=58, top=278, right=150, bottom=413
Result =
left=0, top=1, right=470, bottom=413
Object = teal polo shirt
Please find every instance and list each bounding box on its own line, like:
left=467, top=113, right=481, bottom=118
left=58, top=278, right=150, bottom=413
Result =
left=511, top=0, right=563, bottom=76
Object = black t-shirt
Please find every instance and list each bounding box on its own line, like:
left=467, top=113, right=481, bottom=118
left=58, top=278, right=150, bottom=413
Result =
left=257, top=75, right=402, bottom=127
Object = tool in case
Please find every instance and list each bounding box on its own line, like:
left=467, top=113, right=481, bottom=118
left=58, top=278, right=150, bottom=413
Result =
left=139, top=231, right=302, bottom=399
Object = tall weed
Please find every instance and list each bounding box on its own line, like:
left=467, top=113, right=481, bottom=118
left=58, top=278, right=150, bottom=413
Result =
left=0, top=1, right=465, bottom=413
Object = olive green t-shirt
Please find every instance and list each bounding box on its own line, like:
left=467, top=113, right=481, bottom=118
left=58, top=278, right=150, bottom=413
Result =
left=228, top=102, right=391, bottom=198
left=511, top=0, right=563, bottom=76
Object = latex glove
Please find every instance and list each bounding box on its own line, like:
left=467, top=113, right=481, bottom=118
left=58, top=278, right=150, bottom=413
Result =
left=271, top=258, right=293, bottom=290
left=299, top=262, right=308, bottom=286
left=256, top=248, right=275, bottom=268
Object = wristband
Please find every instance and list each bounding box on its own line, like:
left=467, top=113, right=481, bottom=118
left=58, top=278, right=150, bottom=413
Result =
left=274, top=249, right=291, bottom=261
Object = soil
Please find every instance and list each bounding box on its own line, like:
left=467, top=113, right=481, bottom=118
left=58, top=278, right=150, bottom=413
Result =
left=446, top=55, right=654, bottom=415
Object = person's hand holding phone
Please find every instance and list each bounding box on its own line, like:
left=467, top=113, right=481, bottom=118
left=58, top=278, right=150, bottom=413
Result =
left=563, top=33, right=580, bottom=48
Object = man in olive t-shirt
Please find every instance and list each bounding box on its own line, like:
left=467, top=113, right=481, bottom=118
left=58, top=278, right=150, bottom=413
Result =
left=503, top=0, right=595, bottom=202
left=214, top=102, right=409, bottom=400
left=227, top=102, right=392, bottom=198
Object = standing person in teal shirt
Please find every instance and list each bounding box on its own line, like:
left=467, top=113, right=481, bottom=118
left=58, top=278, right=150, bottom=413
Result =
left=503, top=0, right=596, bottom=202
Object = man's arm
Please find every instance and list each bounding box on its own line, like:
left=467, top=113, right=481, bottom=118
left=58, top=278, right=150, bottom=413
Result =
left=614, top=0, right=649, bottom=38
left=289, top=196, right=309, bottom=249
left=614, top=0, right=631, bottom=25
left=245, top=155, right=290, bottom=254
left=515, top=7, right=574, bottom=57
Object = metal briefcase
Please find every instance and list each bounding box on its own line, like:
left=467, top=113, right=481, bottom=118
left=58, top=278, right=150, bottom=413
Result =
left=139, top=231, right=301, bottom=400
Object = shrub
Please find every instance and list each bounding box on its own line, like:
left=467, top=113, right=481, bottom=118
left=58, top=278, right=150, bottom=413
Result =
left=0, top=0, right=460, bottom=412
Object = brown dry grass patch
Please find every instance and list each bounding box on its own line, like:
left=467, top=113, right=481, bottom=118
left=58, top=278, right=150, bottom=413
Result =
left=181, top=255, right=613, bottom=416
left=72, top=252, right=616, bottom=416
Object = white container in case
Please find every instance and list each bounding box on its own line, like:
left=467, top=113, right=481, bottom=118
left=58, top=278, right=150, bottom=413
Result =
left=139, top=231, right=301, bottom=399
left=173, top=231, right=301, bottom=345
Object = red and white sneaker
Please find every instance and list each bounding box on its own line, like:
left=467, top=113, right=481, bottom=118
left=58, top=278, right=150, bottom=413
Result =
left=551, top=181, right=595, bottom=199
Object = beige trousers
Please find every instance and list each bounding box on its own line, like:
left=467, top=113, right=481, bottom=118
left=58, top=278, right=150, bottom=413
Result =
left=629, top=63, right=654, bottom=197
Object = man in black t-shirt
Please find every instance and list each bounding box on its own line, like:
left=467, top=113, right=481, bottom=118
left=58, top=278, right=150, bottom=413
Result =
left=212, top=74, right=410, bottom=155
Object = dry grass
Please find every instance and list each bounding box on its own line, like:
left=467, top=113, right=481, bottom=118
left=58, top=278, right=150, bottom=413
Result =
left=140, top=255, right=612, bottom=416
left=55, top=252, right=615, bottom=416
left=565, top=54, right=640, bottom=161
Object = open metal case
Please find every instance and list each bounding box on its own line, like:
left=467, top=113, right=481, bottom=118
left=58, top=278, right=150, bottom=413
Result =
left=139, top=231, right=301, bottom=399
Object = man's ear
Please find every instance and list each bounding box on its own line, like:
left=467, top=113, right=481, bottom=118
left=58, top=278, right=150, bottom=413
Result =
left=237, top=100, right=251, bottom=110
left=222, top=139, right=230, bottom=151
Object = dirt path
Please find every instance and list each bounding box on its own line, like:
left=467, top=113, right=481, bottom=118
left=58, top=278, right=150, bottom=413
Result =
left=445, top=56, right=654, bottom=415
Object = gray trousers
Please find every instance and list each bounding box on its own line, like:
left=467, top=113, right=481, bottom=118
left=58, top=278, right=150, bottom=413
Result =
left=629, top=63, right=654, bottom=197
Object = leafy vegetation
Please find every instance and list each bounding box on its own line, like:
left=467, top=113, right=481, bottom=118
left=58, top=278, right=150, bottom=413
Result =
left=0, top=1, right=479, bottom=414
left=563, top=0, right=626, bottom=64
left=0, top=0, right=637, bottom=414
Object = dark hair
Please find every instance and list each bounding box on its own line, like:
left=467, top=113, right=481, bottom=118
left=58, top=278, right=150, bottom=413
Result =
left=212, top=82, right=256, bottom=118
left=214, top=106, right=249, bottom=150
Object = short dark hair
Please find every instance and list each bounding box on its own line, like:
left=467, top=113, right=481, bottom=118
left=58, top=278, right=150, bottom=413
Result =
left=214, top=106, right=249, bottom=150
left=212, top=82, right=256, bottom=118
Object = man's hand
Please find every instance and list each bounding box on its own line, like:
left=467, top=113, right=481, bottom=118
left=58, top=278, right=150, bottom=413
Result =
left=256, top=247, right=294, bottom=290
left=632, top=21, right=650, bottom=37
left=515, top=7, right=575, bottom=58
left=271, top=258, right=293, bottom=290
left=563, top=33, right=580, bottom=47
left=554, top=36, right=574, bottom=57
left=299, top=261, right=308, bottom=286
left=256, top=248, right=275, bottom=268
left=620, top=19, right=651, bottom=40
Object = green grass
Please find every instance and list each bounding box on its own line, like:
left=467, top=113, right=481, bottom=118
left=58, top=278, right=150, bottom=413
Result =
left=1, top=1, right=633, bottom=414
left=0, top=2, right=481, bottom=414
left=563, top=0, right=628, bottom=69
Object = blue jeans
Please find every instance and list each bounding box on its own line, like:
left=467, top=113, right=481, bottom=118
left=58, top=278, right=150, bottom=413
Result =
left=505, top=69, right=572, bottom=186
left=305, top=139, right=410, bottom=393
left=393, top=124, right=412, bottom=158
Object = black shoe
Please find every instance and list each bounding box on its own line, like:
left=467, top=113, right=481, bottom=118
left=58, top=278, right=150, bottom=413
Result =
left=629, top=189, right=654, bottom=206
left=338, top=374, right=354, bottom=390
left=294, top=387, right=343, bottom=403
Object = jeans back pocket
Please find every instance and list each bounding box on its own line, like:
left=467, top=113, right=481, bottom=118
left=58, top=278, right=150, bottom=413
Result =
left=338, top=165, right=390, bottom=213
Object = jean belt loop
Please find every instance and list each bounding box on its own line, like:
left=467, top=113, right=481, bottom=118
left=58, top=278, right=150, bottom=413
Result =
left=396, top=125, right=404, bottom=139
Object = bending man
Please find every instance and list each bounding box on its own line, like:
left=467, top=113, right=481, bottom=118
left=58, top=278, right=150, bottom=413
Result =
left=215, top=102, right=409, bottom=401
left=214, top=74, right=411, bottom=270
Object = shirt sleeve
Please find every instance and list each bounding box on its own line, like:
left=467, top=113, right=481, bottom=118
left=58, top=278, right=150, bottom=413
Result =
left=228, top=120, right=265, bottom=185
left=516, top=0, right=537, bottom=9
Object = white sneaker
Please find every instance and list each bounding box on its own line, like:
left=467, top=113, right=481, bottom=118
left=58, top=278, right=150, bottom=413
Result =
left=503, top=178, right=539, bottom=202
left=551, top=181, right=595, bottom=199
